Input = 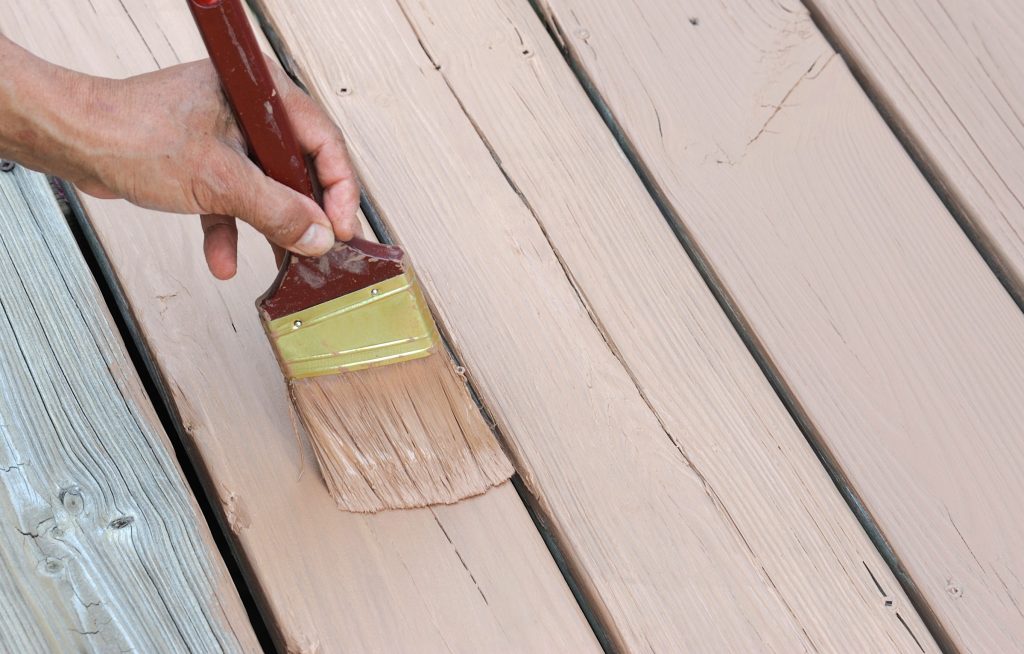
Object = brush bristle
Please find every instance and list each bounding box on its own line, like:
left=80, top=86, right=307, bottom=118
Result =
left=290, top=355, right=514, bottom=512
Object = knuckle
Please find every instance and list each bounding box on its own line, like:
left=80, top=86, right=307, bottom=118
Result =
left=264, top=217, right=305, bottom=246
left=247, top=190, right=309, bottom=246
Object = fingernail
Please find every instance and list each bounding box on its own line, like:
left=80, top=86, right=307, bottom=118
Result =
left=295, top=223, right=334, bottom=256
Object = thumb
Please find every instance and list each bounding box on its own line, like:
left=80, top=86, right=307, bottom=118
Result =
left=211, top=149, right=335, bottom=257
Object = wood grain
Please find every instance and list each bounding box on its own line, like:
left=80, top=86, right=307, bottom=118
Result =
left=0, top=168, right=257, bottom=652
left=535, top=0, right=1024, bottom=649
left=0, top=2, right=597, bottom=652
left=254, top=0, right=934, bottom=650
left=807, top=0, right=1024, bottom=301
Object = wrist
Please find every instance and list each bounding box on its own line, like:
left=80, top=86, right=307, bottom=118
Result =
left=0, top=38, right=111, bottom=185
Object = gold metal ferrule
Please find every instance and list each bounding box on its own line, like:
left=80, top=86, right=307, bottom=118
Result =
left=264, top=269, right=440, bottom=380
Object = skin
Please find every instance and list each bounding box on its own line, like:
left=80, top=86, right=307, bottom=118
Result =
left=0, top=35, right=361, bottom=279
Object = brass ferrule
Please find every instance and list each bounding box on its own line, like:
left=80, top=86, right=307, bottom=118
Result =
left=263, top=268, right=440, bottom=379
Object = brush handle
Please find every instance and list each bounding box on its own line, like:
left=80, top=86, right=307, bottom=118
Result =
left=188, top=0, right=410, bottom=320
left=187, top=0, right=315, bottom=200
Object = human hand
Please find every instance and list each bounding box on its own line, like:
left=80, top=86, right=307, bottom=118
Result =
left=0, top=38, right=360, bottom=279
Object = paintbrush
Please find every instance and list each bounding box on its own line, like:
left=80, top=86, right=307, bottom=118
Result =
left=188, top=0, right=512, bottom=512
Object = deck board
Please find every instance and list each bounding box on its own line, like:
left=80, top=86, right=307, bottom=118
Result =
left=0, top=167, right=257, bottom=651
left=0, top=2, right=598, bottom=652
left=808, top=0, right=1024, bottom=302
left=534, top=0, right=1024, bottom=650
left=253, top=0, right=933, bottom=650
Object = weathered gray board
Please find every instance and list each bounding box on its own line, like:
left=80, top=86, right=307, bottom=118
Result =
left=0, top=166, right=257, bottom=652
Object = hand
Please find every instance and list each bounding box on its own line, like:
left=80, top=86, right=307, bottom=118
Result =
left=0, top=37, right=360, bottom=279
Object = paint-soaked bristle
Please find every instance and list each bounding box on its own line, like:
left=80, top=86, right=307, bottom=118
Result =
left=290, top=354, right=514, bottom=513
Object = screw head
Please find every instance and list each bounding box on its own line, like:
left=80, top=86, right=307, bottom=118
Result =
left=0, top=160, right=15, bottom=173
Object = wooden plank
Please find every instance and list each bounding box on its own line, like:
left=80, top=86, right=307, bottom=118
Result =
left=252, top=0, right=934, bottom=651
left=533, top=0, right=1024, bottom=650
left=0, top=167, right=257, bottom=651
left=807, top=0, right=1024, bottom=300
left=0, top=3, right=597, bottom=652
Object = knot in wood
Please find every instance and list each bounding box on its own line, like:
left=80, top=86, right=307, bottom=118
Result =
left=40, top=557, right=64, bottom=576
left=59, top=486, right=85, bottom=515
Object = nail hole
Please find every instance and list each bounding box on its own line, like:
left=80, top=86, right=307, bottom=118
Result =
left=337, top=87, right=352, bottom=96
left=689, top=17, right=700, bottom=26
left=109, top=516, right=134, bottom=530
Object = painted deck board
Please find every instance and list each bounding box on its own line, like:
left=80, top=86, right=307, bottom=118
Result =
left=252, top=0, right=933, bottom=650
left=533, top=0, right=1024, bottom=650
left=808, top=0, right=1024, bottom=302
left=0, top=167, right=257, bottom=651
left=0, top=2, right=598, bottom=652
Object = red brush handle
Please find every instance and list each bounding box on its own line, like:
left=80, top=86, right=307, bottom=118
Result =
left=187, top=0, right=314, bottom=200
left=187, top=0, right=409, bottom=320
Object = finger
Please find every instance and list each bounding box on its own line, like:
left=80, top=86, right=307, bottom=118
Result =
left=279, top=84, right=361, bottom=241
left=270, top=241, right=287, bottom=268
left=201, top=214, right=238, bottom=280
left=205, top=147, right=335, bottom=257
left=344, top=212, right=365, bottom=239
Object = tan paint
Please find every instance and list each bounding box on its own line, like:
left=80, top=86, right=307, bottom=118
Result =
left=255, top=0, right=933, bottom=651
left=291, top=355, right=512, bottom=513
left=535, top=0, right=1024, bottom=649
left=810, top=0, right=1024, bottom=301
left=0, top=1, right=597, bottom=651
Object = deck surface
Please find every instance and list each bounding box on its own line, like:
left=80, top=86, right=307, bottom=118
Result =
left=1, top=0, right=1023, bottom=652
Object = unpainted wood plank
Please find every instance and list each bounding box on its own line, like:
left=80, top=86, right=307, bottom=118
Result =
left=252, top=0, right=934, bottom=651
left=534, top=0, right=1024, bottom=650
left=0, top=167, right=257, bottom=651
left=0, top=2, right=597, bottom=652
left=807, top=0, right=1024, bottom=301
